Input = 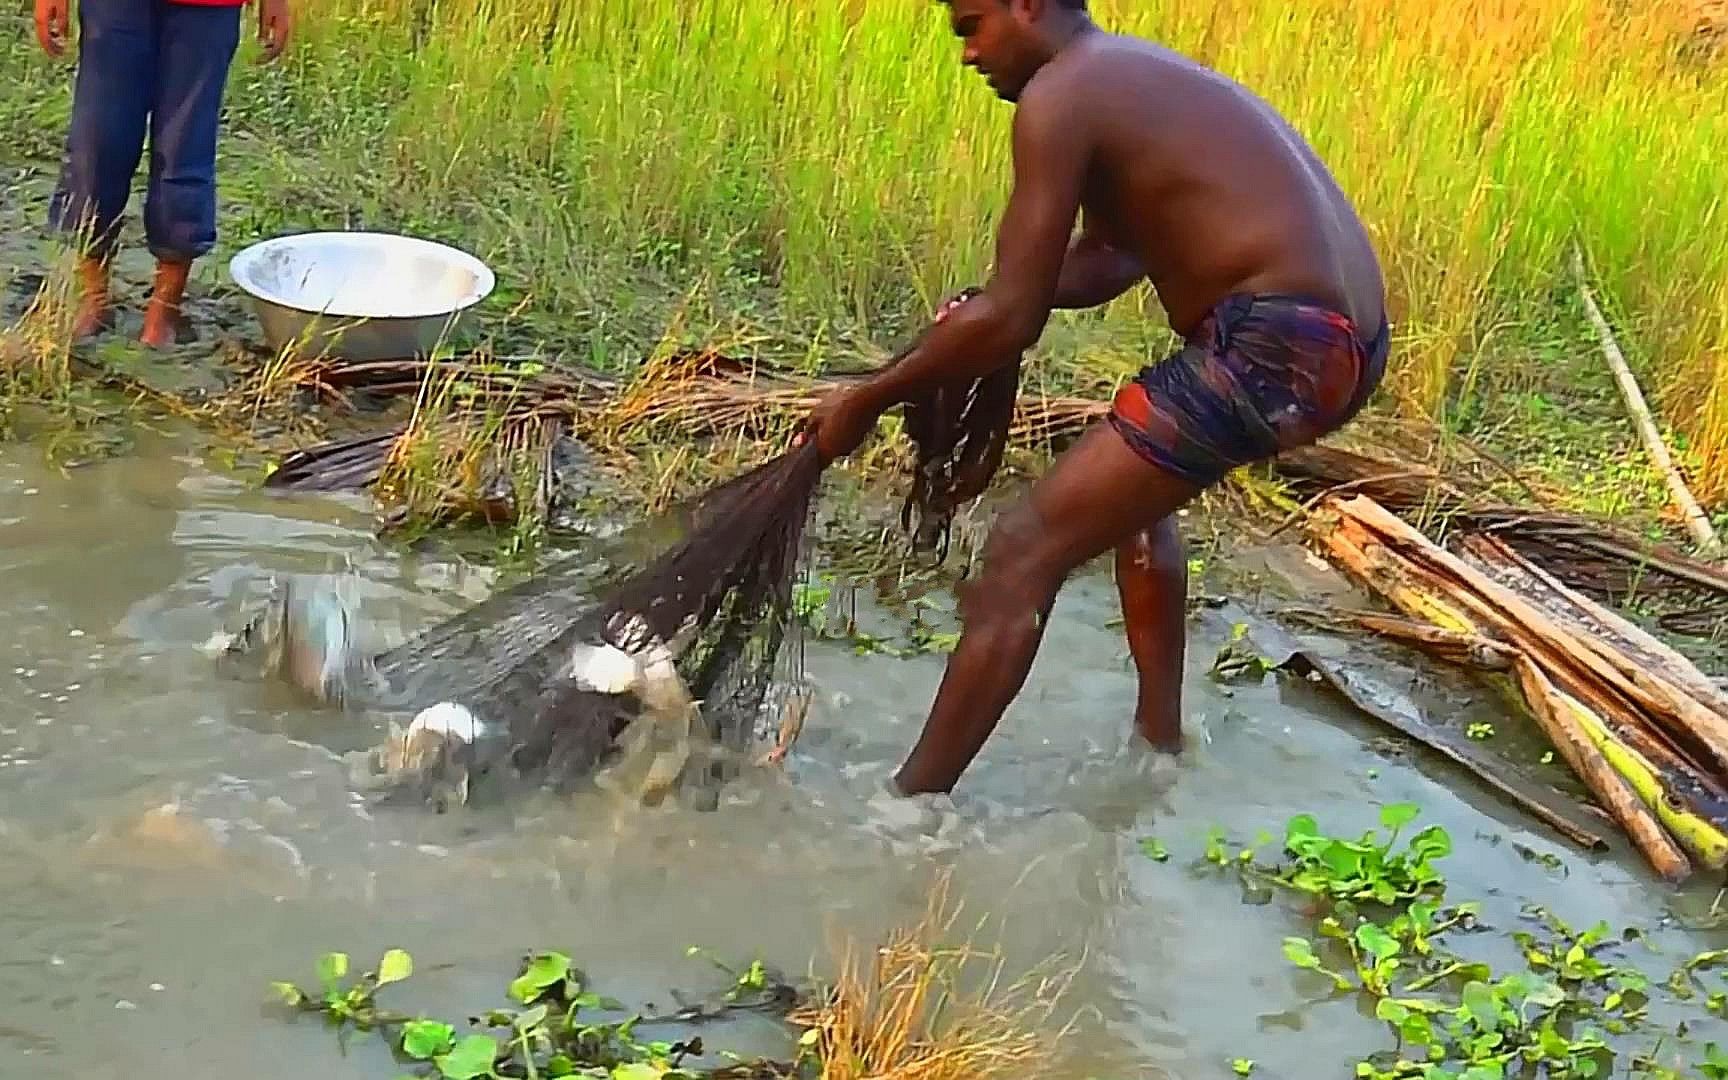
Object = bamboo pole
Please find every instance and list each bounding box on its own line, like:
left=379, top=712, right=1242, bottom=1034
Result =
left=1571, top=244, right=1720, bottom=556
left=1336, top=611, right=1516, bottom=671
left=1319, top=509, right=1715, bottom=792
left=1512, top=654, right=1693, bottom=883
left=1462, top=532, right=1728, bottom=721
left=1339, top=495, right=1728, bottom=779
left=1311, top=498, right=1728, bottom=869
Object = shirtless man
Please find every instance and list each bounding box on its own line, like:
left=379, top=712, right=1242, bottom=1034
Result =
left=800, top=0, right=1390, bottom=796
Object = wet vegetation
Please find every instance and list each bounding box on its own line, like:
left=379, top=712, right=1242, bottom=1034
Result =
left=274, top=804, right=1728, bottom=1079
left=1145, top=803, right=1728, bottom=1080
left=270, top=879, right=1080, bottom=1080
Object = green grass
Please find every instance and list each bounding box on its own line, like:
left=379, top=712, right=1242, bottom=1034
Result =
left=2, top=0, right=1725, bottom=513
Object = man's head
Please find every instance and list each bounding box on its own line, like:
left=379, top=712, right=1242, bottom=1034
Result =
left=940, top=0, right=1090, bottom=103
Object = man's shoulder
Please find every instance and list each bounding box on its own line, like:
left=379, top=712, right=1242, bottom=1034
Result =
left=1021, top=33, right=1184, bottom=111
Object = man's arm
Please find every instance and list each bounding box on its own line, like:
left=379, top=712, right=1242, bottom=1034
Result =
left=852, top=71, right=1092, bottom=415
left=1052, top=213, right=1146, bottom=310
left=257, top=0, right=292, bottom=63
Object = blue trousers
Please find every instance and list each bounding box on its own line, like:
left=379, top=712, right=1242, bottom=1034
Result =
left=48, top=0, right=243, bottom=263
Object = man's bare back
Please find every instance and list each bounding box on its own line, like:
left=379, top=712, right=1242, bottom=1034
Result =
left=1033, top=31, right=1385, bottom=337
left=802, top=0, right=1391, bottom=798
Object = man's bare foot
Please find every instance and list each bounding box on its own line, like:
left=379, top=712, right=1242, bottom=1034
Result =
left=72, top=256, right=114, bottom=341
left=1132, top=702, right=1184, bottom=755
left=139, top=259, right=193, bottom=350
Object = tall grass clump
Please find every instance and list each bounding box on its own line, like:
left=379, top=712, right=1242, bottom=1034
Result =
left=254, top=0, right=1726, bottom=488
left=7, top=0, right=1722, bottom=492
left=1, top=248, right=82, bottom=410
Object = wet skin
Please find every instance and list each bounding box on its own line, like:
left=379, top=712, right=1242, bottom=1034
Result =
left=801, top=0, right=1387, bottom=796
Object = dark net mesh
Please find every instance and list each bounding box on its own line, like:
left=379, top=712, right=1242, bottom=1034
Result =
left=896, top=288, right=1025, bottom=563
left=364, top=441, right=826, bottom=799
left=350, top=291, right=1024, bottom=804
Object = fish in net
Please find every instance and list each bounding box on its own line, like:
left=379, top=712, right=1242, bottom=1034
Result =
left=217, top=290, right=1024, bottom=811
left=216, top=441, right=825, bottom=812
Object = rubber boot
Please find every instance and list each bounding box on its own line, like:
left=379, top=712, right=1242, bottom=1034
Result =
left=72, top=254, right=115, bottom=341
left=140, top=259, right=193, bottom=349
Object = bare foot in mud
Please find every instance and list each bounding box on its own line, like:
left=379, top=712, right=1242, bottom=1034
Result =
left=1144, top=732, right=1184, bottom=756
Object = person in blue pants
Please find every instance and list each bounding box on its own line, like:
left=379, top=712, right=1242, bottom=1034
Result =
left=34, top=0, right=292, bottom=347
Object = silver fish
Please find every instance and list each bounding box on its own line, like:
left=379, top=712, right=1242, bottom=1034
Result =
left=212, top=572, right=799, bottom=813
left=208, top=571, right=378, bottom=707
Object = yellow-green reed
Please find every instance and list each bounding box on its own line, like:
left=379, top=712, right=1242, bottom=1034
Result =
left=19, top=0, right=1727, bottom=492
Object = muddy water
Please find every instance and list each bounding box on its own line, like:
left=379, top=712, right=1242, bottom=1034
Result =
left=1, top=431, right=1724, bottom=1080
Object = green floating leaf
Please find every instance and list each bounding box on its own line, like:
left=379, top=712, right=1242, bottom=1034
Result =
left=1285, top=814, right=1319, bottom=842
left=378, top=948, right=414, bottom=987
left=1380, top=802, right=1420, bottom=832
left=402, top=1019, right=456, bottom=1060
left=1461, top=981, right=1501, bottom=1031
left=1139, top=837, right=1170, bottom=862
left=611, top=1064, right=665, bottom=1080
left=514, top=1004, right=550, bottom=1031
left=1232, top=1058, right=1256, bottom=1076
left=435, top=1034, right=500, bottom=1080
left=1703, top=1042, right=1728, bottom=1080
left=1356, top=923, right=1400, bottom=963
left=1686, top=949, right=1728, bottom=973
left=317, top=952, right=350, bottom=989
left=270, top=981, right=307, bottom=1008
left=509, top=952, right=572, bottom=1005
left=1410, top=825, right=1453, bottom=863
left=1283, top=937, right=1321, bottom=970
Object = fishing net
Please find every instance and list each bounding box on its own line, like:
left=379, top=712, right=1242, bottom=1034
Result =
left=896, top=287, right=1025, bottom=563
left=346, top=439, right=828, bottom=806
left=242, top=287, right=1030, bottom=808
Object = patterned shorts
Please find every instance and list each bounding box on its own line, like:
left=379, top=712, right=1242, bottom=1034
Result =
left=1107, top=292, right=1390, bottom=488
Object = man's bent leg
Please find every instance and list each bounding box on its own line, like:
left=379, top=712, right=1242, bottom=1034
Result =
left=893, top=422, right=1204, bottom=796
left=1116, top=516, right=1186, bottom=752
